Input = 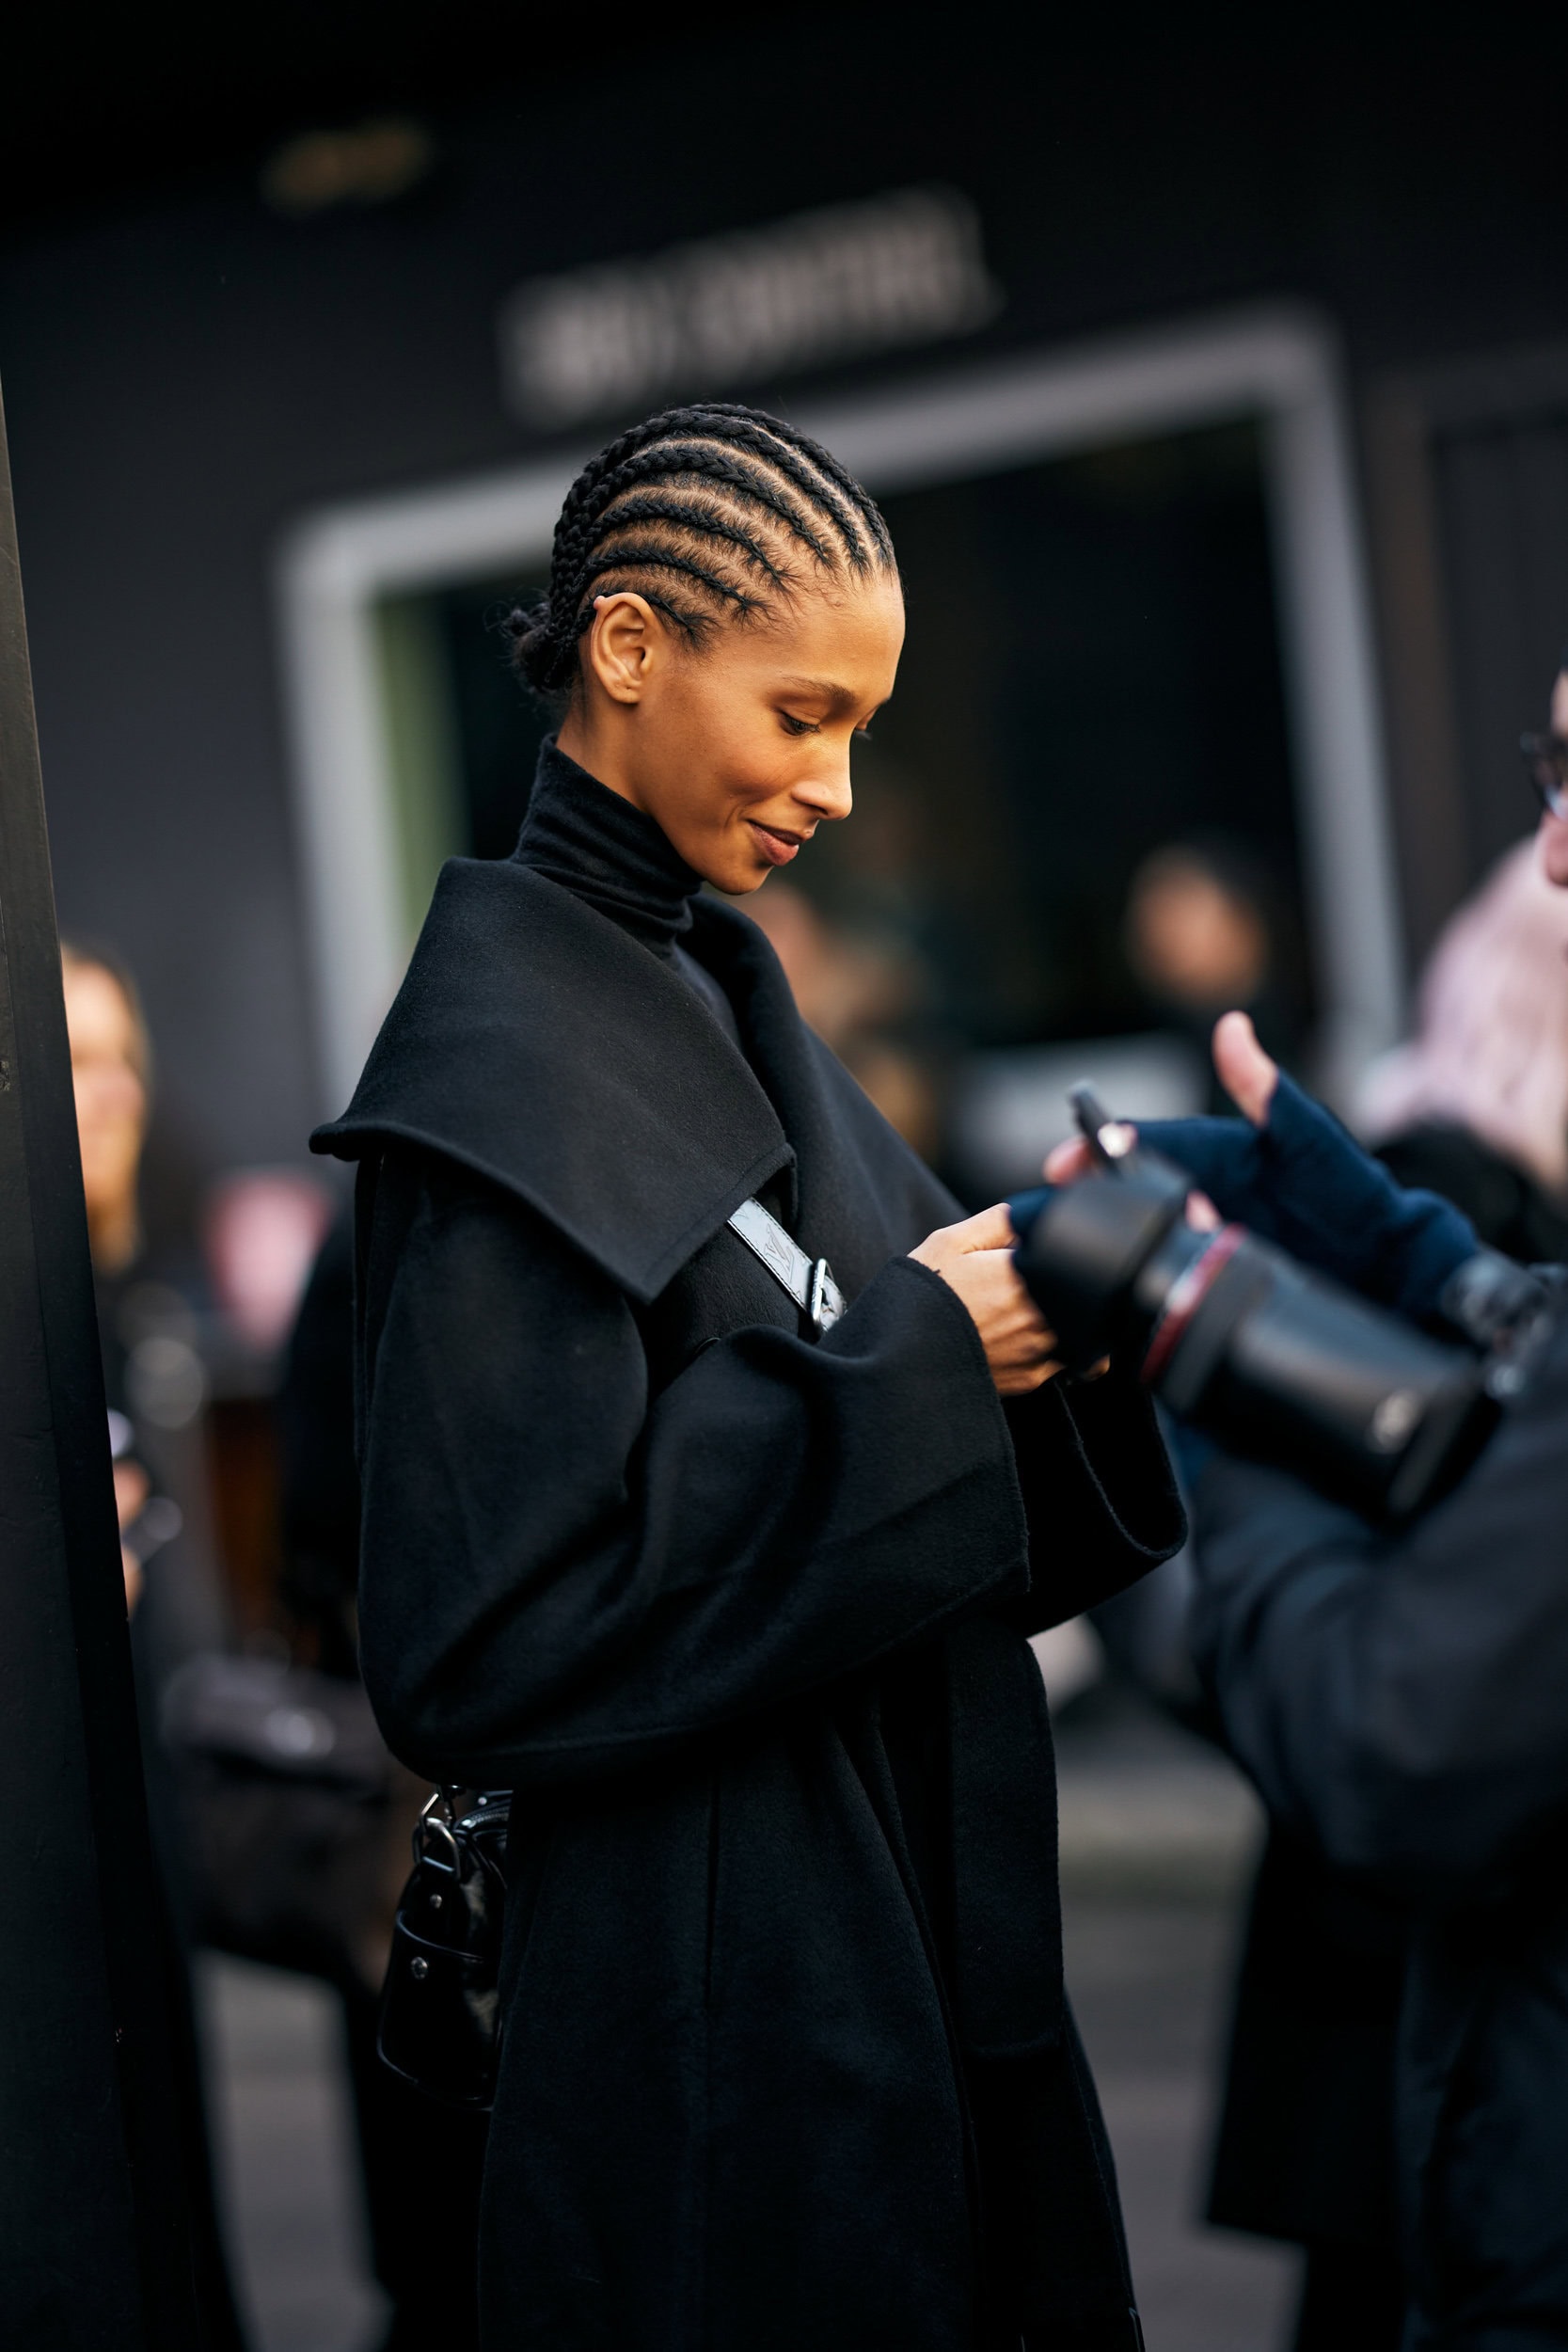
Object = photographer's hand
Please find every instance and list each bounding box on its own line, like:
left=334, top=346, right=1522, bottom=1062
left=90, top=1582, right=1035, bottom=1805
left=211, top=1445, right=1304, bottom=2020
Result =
left=911, top=1204, right=1064, bottom=1395
left=1044, top=1011, right=1273, bottom=1187
left=1047, top=1011, right=1479, bottom=1324
left=1210, top=1008, right=1278, bottom=1122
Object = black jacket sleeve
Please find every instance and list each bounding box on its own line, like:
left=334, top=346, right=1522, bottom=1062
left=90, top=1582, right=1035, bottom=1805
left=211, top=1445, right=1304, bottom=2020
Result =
left=1188, top=1310, right=1568, bottom=1896
left=356, top=1154, right=1033, bottom=1788
left=1003, top=1359, right=1185, bottom=1634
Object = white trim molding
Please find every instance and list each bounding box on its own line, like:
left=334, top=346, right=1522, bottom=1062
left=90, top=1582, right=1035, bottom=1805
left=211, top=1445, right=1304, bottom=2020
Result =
left=277, top=303, right=1402, bottom=1113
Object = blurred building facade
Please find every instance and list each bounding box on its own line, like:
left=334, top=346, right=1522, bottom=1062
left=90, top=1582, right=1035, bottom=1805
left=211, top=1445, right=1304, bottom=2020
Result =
left=3, top=14, right=1565, bottom=1186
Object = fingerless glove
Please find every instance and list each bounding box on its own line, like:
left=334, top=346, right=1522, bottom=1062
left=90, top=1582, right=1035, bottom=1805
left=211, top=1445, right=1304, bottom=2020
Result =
left=1137, top=1071, right=1479, bottom=1326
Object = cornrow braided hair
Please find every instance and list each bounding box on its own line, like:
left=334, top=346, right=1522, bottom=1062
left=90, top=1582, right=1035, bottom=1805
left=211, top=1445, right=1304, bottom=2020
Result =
left=505, top=403, right=897, bottom=697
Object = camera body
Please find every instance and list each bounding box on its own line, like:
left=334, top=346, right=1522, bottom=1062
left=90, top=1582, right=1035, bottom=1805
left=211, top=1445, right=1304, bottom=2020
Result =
left=1014, top=1144, right=1503, bottom=1519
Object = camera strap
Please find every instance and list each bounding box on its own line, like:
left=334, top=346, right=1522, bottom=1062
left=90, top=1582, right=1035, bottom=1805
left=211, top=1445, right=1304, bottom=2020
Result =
left=727, top=1197, right=846, bottom=1335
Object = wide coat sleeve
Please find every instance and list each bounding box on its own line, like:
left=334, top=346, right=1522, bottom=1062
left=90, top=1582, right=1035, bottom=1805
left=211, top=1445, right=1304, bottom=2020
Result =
left=355, top=1150, right=1034, bottom=1788
left=1187, top=1308, right=1568, bottom=1896
left=1003, top=1359, right=1185, bottom=1633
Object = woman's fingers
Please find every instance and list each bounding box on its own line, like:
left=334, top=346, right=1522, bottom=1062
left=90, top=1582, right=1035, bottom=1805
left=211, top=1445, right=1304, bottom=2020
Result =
left=995, top=1360, right=1064, bottom=1395
left=911, top=1202, right=1015, bottom=1281
left=1044, top=1133, right=1140, bottom=1184
left=959, top=1201, right=1018, bottom=1251
left=942, top=1247, right=1059, bottom=1386
left=1043, top=1136, right=1094, bottom=1183
left=911, top=1200, right=1015, bottom=1263
left=911, top=1207, right=1067, bottom=1393
left=962, top=1247, right=1051, bottom=1326
left=1211, top=1009, right=1278, bottom=1126
left=1185, top=1189, right=1221, bottom=1232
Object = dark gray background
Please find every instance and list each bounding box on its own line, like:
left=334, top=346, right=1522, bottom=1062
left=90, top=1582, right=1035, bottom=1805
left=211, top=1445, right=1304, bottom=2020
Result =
left=3, top=16, right=1563, bottom=1174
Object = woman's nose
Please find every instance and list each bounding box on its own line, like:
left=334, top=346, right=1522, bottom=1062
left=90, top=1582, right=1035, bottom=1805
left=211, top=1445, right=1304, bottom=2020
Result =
left=797, top=755, right=854, bottom=826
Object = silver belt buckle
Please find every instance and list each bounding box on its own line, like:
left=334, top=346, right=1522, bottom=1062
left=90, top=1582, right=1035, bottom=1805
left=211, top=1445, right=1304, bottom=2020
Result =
left=727, top=1197, right=845, bottom=1337
left=808, top=1257, right=845, bottom=1334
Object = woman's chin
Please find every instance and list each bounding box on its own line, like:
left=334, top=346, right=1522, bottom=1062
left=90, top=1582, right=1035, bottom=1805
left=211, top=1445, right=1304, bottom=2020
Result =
left=700, top=855, right=771, bottom=897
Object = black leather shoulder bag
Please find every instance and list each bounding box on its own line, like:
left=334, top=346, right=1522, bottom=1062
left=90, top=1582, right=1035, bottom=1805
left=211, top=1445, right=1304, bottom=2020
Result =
left=377, top=1787, right=512, bottom=2108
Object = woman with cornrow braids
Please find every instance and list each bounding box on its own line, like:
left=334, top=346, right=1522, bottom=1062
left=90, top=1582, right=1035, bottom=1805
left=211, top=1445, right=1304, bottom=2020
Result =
left=314, top=403, right=1181, bottom=2350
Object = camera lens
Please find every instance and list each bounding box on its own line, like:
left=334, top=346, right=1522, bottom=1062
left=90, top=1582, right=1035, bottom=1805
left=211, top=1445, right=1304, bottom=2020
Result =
left=1014, top=1157, right=1497, bottom=1518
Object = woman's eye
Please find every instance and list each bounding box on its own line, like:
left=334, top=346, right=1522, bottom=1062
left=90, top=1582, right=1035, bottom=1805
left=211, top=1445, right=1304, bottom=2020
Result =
left=780, top=714, right=818, bottom=737
left=853, top=725, right=874, bottom=743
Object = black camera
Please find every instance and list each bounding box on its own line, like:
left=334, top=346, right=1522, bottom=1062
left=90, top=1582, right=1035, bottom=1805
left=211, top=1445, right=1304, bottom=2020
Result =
left=1012, top=1091, right=1547, bottom=1519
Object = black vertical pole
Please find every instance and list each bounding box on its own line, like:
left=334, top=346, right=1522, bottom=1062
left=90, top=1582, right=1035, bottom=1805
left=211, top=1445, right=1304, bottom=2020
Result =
left=0, top=381, right=203, bottom=2343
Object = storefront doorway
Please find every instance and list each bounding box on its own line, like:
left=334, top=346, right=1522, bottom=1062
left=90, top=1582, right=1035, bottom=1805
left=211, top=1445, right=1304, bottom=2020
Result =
left=278, top=306, right=1399, bottom=1178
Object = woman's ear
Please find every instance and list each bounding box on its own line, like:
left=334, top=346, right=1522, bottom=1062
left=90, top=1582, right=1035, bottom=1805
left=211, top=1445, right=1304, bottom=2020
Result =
left=581, top=592, right=661, bottom=707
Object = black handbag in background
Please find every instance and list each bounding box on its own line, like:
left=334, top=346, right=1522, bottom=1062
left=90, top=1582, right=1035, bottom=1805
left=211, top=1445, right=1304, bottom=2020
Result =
left=377, top=1788, right=512, bottom=2110
left=162, top=1650, right=421, bottom=1992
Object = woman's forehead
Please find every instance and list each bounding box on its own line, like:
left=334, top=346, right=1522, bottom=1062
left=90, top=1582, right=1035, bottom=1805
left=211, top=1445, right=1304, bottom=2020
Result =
left=758, top=574, right=904, bottom=684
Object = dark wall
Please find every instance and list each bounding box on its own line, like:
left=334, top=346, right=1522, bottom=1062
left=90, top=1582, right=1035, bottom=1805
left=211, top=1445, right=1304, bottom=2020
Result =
left=2, top=24, right=1564, bottom=1168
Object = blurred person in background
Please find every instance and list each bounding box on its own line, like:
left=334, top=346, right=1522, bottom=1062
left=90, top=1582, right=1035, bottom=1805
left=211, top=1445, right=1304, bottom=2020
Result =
left=1358, top=838, right=1568, bottom=1260
left=63, top=940, right=249, bottom=2352
left=64, top=942, right=158, bottom=1606
left=744, top=878, right=943, bottom=1156
left=1124, top=836, right=1304, bottom=1108
left=1053, top=655, right=1568, bottom=2352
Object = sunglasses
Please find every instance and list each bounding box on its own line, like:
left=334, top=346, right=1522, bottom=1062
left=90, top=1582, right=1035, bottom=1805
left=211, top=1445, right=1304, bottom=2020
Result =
left=1520, top=732, right=1568, bottom=821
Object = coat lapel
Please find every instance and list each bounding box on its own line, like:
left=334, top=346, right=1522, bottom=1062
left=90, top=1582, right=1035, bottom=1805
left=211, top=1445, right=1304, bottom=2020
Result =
left=312, top=856, right=957, bottom=1308
left=691, top=897, right=958, bottom=1295
left=312, top=860, right=792, bottom=1303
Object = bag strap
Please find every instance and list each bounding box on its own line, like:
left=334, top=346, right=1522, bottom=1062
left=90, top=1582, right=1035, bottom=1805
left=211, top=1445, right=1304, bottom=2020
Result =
left=727, top=1198, right=845, bottom=1334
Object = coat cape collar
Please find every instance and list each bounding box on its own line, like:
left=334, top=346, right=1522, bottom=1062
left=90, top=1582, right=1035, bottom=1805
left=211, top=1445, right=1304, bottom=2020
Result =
left=311, top=857, right=797, bottom=1303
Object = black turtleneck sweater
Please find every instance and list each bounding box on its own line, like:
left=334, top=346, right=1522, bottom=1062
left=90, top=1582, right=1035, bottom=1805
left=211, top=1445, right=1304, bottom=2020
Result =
left=514, top=739, right=743, bottom=1052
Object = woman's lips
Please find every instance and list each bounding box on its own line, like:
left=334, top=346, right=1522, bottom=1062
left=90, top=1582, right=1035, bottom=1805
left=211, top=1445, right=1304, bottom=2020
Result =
left=748, top=821, right=804, bottom=866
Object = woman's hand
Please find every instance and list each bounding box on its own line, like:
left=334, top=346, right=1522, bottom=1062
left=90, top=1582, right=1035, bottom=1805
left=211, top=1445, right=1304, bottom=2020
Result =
left=911, top=1203, right=1063, bottom=1395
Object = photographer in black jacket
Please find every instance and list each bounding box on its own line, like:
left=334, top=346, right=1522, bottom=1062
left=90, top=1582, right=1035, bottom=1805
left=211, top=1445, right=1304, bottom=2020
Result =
left=1205, top=834, right=1568, bottom=2352
left=1177, top=1043, right=1568, bottom=2352
left=1037, top=683, right=1568, bottom=2350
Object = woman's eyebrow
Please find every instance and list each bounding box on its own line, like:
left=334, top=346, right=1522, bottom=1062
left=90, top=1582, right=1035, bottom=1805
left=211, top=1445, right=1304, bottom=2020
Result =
left=778, top=675, right=860, bottom=715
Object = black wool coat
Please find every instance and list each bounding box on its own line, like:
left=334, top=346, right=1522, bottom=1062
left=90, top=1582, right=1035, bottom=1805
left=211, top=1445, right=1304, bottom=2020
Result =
left=313, top=852, right=1182, bottom=2352
left=1190, top=1292, right=1568, bottom=2350
left=1205, top=1131, right=1568, bottom=2271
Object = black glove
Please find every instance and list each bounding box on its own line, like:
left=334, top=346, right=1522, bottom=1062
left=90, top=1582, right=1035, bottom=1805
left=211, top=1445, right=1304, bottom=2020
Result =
left=1136, top=1068, right=1479, bottom=1326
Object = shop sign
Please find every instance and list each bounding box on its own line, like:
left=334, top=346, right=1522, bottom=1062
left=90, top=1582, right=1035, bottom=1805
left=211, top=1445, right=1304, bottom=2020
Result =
left=499, top=185, right=1002, bottom=427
